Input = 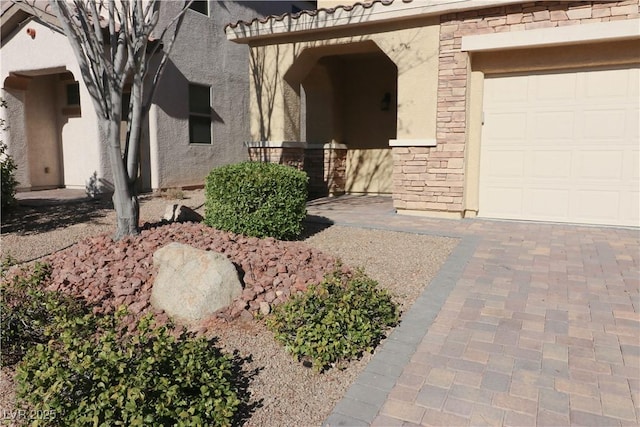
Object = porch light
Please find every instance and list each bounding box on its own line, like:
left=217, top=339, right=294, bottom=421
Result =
left=380, top=92, right=391, bottom=111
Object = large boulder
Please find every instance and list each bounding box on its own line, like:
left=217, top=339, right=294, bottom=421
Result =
left=151, top=243, right=242, bottom=322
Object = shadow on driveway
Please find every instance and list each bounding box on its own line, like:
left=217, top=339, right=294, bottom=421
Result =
left=1, top=197, right=113, bottom=235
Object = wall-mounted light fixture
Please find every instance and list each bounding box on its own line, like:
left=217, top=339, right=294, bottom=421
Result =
left=26, top=28, right=36, bottom=39
left=380, top=92, right=391, bottom=111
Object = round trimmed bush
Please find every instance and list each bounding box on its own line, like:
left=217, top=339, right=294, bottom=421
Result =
left=204, top=161, right=308, bottom=240
left=266, top=270, right=399, bottom=371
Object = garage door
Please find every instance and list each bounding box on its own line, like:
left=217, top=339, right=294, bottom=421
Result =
left=479, top=66, right=639, bottom=227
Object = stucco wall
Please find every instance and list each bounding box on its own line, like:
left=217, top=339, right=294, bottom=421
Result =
left=150, top=1, right=310, bottom=190
left=25, top=75, right=61, bottom=188
left=302, top=62, right=337, bottom=144
left=246, top=17, right=440, bottom=144
left=341, top=54, right=396, bottom=193
left=1, top=88, right=29, bottom=190
left=0, top=19, right=105, bottom=191
left=244, top=16, right=440, bottom=196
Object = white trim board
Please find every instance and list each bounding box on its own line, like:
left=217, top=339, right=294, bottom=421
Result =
left=462, top=19, right=640, bottom=52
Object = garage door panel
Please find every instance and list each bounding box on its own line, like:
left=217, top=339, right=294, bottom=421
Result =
left=531, top=151, right=572, bottom=178
left=483, top=113, right=527, bottom=139
left=526, top=189, right=569, bottom=218
left=629, top=109, right=639, bottom=138
left=485, top=76, right=528, bottom=102
left=622, top=191, right=640, bottom=223
left=480, top=66, right=639, bottom=227
left=585, top=68, right=634, bottom=98
left=532, top=112, right=575, bottom=139
left=534, top=73, right=577, bottom=100
left=583, top=110, right=628, bottom=139
left=483, top=187, right=524, bottom=217
left=484, top=150, right=526, bottom=177
left=629, top=150, right=639, bottom=180
left=574, top=190, right=621, bottom=222
left=576, top=150, right=624, bottom=180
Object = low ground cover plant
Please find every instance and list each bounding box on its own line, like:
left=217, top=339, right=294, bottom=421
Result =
left=266, top=270, right=399, bottom=371
left=17, top=309, right=242, bottom=426
left=4, top=264, right=246, bottom=426
left=1, top=261, right=88, bottom=366
left=204, top=161, right=308, bottom=240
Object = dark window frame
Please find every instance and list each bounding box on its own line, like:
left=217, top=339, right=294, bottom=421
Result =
left=188, top=1, right=208, bottom=16
left=66, top=82, right=80, bottom=106
left=188, top=83, right=212, bottom=145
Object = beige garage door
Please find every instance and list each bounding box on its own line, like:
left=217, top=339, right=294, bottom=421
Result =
left=479, top=66, right=639, bottom=227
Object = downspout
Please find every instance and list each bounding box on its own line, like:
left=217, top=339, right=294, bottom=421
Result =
left=148, top=104, right=160, bottom=190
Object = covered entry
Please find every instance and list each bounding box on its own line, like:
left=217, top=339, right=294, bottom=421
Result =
left=296, top=42, right=398, bottom=195
left=3, top=70, right=82, bottom=191
left=479, top=66, right=639, bottom=227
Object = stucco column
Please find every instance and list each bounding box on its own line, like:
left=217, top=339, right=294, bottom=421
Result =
left=463, top=69, right=484, bottom=217
left=372, top=21, right=440, bottom=142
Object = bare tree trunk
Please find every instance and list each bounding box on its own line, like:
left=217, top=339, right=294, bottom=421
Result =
left=107, top=118, right=139, bottom=239
left=46, top=0, right=192, bottom=240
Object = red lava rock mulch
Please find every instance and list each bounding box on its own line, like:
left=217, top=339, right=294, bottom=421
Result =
left=33, top=222, right=346, bottom=334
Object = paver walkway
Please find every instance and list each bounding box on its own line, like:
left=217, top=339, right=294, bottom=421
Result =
left=311, top=196, right=640, bottom=427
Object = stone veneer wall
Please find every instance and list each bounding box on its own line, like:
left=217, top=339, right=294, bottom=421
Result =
left=392, top=0, right=639, bottom=215
left=303, top=148, right=347, bottom=197
left=247, top=147, right=305, bottom=170
left=247, top=146, right=347, bottom=197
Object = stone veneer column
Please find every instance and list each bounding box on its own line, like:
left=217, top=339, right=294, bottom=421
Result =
left=246, top=142, right=347, bottom=197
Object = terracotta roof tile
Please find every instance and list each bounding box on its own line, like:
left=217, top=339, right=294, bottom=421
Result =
left=224, top=0, right=408, bottom=32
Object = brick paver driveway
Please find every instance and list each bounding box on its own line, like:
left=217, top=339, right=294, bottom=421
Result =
left=312, top=196, right=640, bottom=427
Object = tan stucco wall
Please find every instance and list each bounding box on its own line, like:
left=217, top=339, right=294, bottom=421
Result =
left=0, top=19, right=105, bottom=191
left=246, top=17, right=440, bottom=196
left=25, top=75, right=61, bottom=188
left=346, top=149, right=393, bottom=193
left=1, top=88, right=29, bottom=190
left=247, top=18, right=440, bottom=145
left=302, top=61, right=337, bottom=144
left=341, top=54, right=396, bottom=149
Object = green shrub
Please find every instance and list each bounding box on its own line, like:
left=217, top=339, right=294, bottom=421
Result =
left=1, top=141, right=18, bottom=213
left=204, top=161, right=308, bottom=240
left=266, top=270, right=399, bottom=371
left=17, top=308, right=242, bottom=426
left=0, top=262, right=87, bottom=366
left=1, top=97, right=17, bottom=213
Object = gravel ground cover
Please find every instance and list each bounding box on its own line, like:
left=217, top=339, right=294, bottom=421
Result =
left=0, top=190, right=457, bottom=426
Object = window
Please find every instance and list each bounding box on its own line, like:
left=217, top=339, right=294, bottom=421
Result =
left=189, top=84, right=211, bottom=144
left=62, top=81, right=81, bottom=117
left=189, top=0, right=208, bottom=15
left=66, top=82, right=80, bottom=106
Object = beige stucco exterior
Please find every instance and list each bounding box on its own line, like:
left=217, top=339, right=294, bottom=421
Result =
left=240, top=14, right=440, bottom=196
left=1, top=19, right=105, bottom=191
left=246, top=22, right=440, bottom=143
left=1, top=1, right=309, bottom=194
left=229, top=0, right=640, bottom=226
